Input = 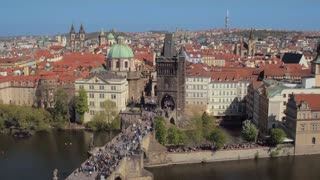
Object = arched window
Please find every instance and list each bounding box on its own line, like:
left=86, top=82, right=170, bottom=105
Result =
left=312, top=137, right=316, bottom=145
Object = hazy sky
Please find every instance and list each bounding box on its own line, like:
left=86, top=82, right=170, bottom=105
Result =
left=0, top=0, right=319, bottom=36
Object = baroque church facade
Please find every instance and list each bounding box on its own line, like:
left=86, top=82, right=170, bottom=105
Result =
left=69, top=24, right=86, bottom=51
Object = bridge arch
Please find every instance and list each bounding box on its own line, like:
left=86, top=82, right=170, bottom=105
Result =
left=114, top=174, right=124, bottom=180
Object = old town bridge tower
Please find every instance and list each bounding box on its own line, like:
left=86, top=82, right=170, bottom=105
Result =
left=156, top=33, right=186, bottom=124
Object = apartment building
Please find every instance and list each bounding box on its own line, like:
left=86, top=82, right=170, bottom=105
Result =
left=75, top=72, right=128, bottom=123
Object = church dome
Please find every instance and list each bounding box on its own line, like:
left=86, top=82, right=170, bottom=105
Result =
left=108, top=44, right=134, bottom=59
left=107, top=33, right=115, bottom=40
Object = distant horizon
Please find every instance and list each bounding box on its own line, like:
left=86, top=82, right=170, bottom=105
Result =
left=1, top=27, right=318, bottom=38
left=1, top=0, right=320, bottom=36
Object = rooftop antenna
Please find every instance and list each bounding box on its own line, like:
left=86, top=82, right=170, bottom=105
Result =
left=225, top=9, right=230, bottom=31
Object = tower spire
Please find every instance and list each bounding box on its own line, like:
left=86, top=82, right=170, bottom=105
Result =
left=70, top=24, right=75, bottom=34
left=225, top=10, right=230, bottom=30
left=79, top=24, right=85, bottom=34
left=249, top=28, right=254, bottom=40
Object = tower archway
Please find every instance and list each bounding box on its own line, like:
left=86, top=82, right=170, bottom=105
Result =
left=161, top=94, right=175, bottom=111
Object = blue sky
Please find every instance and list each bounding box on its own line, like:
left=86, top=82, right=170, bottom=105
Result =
left=0, top=0, right=319, bottom=36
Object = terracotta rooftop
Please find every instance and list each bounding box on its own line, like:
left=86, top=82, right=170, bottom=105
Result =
left=294, top=94, right=320, bottom=111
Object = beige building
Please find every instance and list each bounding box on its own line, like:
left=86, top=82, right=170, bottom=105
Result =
left=75, top=72, right=128, bottom=123
left=202, top=54, right=226, bottom=67
left=285, top=94, right=320, bottom=155
left=185, top=65, right=253, bottom=119
left=0, top=76, right=37, bottom=106
left=252, top=80, right=320, bottom=136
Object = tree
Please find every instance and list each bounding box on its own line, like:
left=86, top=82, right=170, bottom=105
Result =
left=241, top=120, right=259, bottom=142
left=269, top=128, right=286, bottom=146
left=75, top=88, right=89, bottom=123
left=155, top=118, right=167, bottom=145
left=167, top=126, right=180, bottom=145
left=208, top=128, right=227, bottom=150
left=53, top=88, right=69, bottom=123
left=101, top=100, right=117, bottom=123
left=201, top=112, right=215, bottom=138
left=110, top=115, right=121, bottom=130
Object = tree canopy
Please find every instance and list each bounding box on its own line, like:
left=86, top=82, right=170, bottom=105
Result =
left=269, top=128, right=286, bottom=146
left=75, top=88, right=89, bottom=123
left=0, top=104, right=51, bottom=131
left=155, top=116, right=167, bottom=145
left=208, top=128, right=227, bottom=149
left=100, top=100, right=117, bottom=123
left=241, top=120, right=259, bottom=142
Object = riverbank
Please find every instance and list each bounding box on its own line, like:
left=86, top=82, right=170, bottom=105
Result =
left=145, top=145, right=294, bottom=167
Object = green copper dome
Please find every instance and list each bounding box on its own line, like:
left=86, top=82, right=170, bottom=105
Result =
left=108, top=44, right=134, bottom=59
left=107, top=33, right=115, bottom=40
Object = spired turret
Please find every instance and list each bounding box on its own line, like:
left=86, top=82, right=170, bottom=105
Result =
left=98, top=28, right=106, bottom=46
left=311, top=42, right=320, bottom=87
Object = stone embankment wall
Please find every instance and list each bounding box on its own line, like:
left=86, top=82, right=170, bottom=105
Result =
left=146, top=146, right=294, bottom=167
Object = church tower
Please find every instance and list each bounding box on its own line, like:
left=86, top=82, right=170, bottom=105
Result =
left=98, top=28, right=106, bottom=46
left=248, top=29, right=256, bottom=57
left=312, top=43, right=320, bottom=87
left=69, top=24, right=86, bottom=51
left=69, top=24, right=76, bottom=50
left=156, top=33, right=186, bottom=125
left=79, top=24, right=86, bottom=48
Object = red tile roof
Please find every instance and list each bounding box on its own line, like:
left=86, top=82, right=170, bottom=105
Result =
left=294, top=94, right=320, bottom=111
left=186, top=63, right=257, bottom=82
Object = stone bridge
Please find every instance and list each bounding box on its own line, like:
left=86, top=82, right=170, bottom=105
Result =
left=66, top=125, right=168, bottom=180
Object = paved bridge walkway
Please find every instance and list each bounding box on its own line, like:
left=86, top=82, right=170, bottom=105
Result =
left=66, top=112, right=154, bottom=180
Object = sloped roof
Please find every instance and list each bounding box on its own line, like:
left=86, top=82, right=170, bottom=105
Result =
left=294, top=94, right=320, bottom=111
left=282, top=53, right=303, bottom=64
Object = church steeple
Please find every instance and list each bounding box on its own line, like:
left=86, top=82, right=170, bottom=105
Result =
left=98, top=28, right=106, bottom=46
left=249, top=28, right=254, bottom=40
left=70, top=24, right=75, bottom=34
left=79, top=24, right=85, bottom=34
left=312, top=42, right=320, bottom=87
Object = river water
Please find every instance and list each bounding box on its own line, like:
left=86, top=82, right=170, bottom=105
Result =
left=1, top=130, right=320, bottom=180
left=0, top=130, right=118, bottom=180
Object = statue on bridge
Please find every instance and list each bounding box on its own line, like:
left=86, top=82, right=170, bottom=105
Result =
left=53, top=168, right=58, bottom=180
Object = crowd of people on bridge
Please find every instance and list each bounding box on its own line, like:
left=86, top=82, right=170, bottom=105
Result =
left=72, top=111, right=154, bottom=179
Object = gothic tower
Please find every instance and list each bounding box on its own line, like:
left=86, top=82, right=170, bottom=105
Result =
left=156, top=33, right=186, bottom=124
left=248, top=29, right=256, bottom=57
left=69, top=24, right=86, bottom=51
left=69, top=24, right=76, bottom=50
left=98, top=28, right=106, bottom=46
left=312, top=43, right=320, bottom=87
left=79, top=24, right=86, bottom=48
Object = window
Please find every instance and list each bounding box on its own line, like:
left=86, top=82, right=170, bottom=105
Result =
left=90, top=110, right=95, bottom=115
left=99, top=93, right=105, bottom=98
left=89, top=93, right=94, bottom=98
left=100, top=102, right=105, bottom=107
left=312, top=137, right=316, bottom=145
left=283, top=101, right=287, bottom=106
left=99, top=85, right=104, bottom=90
left=312, top=124, right=318, bottom=131
left=111, top=86, right=116, bottom=90
left=79, top=85, right=84, bottom=89
left=125, top=61, right=128, bottom=68
left=89, top=101, right=95, bottom=107
left=111, top=94, right=116, bottom=99
left=116, top=61, right=120, bottom=68
left=283, top=94, right=286, bottom=98
left=89, top=85, right=94, bottom=90
left=300, top=124, right=305, bottom=131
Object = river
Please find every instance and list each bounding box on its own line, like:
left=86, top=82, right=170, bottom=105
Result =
left=0, top=130, right=118, bottom=180
left=1, top=130, right=320, bottom=180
